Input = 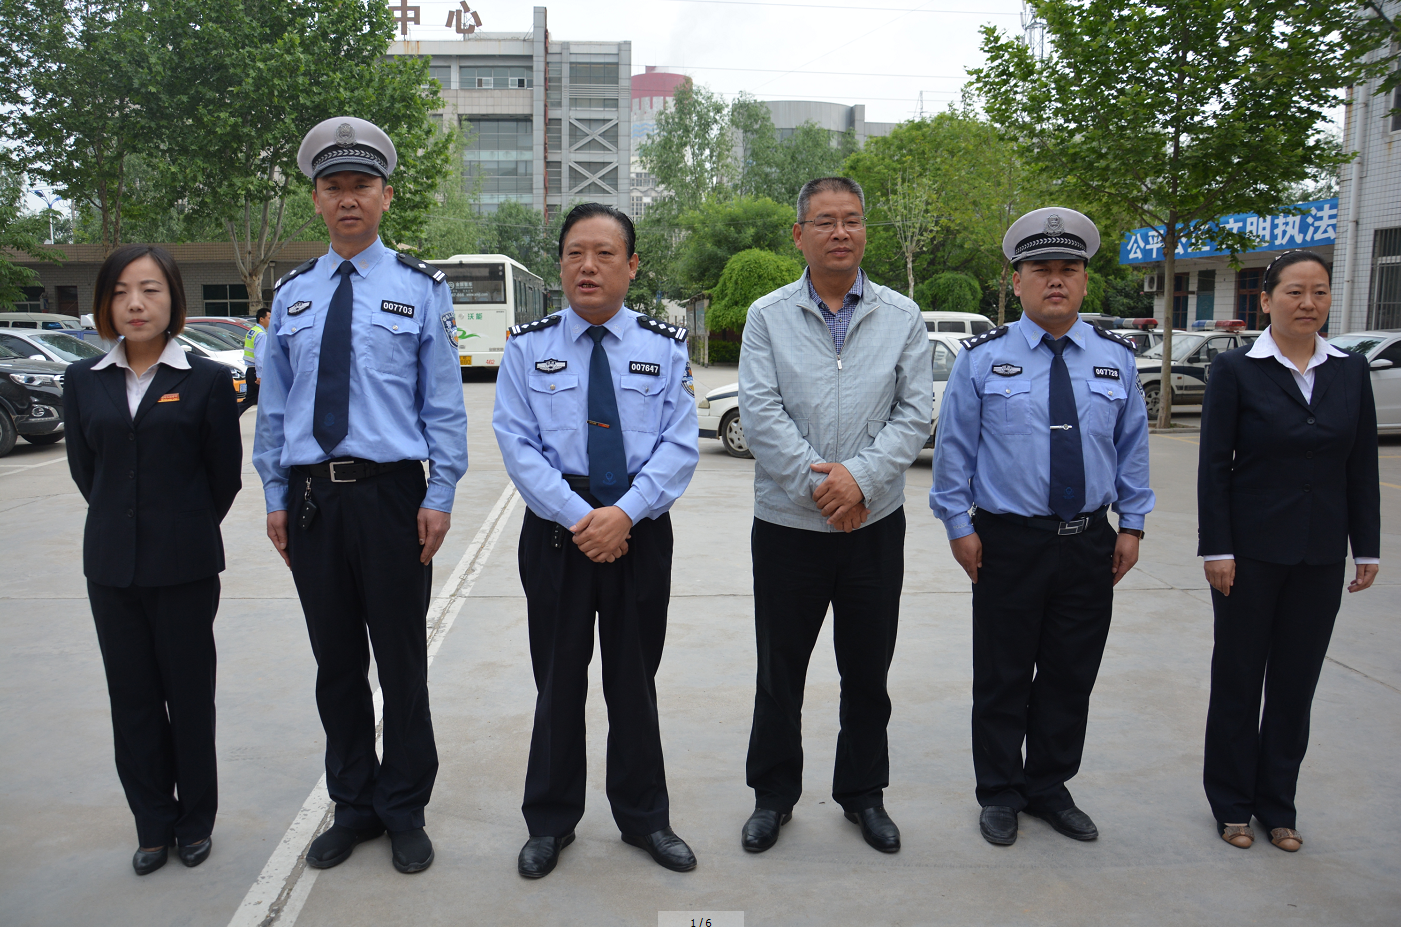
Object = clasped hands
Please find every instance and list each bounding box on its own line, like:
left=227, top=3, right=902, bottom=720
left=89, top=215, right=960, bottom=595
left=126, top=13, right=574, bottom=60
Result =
left=570, top=506, right=632, bottom=562
left=811, top=461, right=868, bottom=533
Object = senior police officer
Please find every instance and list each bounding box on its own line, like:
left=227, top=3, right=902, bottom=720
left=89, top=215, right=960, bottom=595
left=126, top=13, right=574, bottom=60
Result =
left=253, top=117, right=468, bottom=874
left=930, top=207, right=1154, bottom=847
left=492, top=202, right=699, bottom=879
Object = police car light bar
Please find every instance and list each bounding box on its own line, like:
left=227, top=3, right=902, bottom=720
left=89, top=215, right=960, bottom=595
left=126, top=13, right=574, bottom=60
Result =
left=1118, top=318, right=1158, bottom=330
left=1190, top=319, right=1246, bottom=330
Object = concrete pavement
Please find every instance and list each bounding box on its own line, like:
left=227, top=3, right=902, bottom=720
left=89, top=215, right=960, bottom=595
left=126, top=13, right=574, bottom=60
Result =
left=1, top=370, right=1398, bottom=926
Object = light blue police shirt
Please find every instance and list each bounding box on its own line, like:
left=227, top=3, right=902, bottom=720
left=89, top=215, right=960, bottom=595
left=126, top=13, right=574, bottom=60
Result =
left=492, top=305, right=699, bottom=528
left=253, top=238, right=469, bottom=514
left=930, top=317, right=1154, bottom=540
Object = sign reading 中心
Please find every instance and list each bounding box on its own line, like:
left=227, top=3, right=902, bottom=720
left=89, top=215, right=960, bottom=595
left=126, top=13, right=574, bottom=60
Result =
left=1119, top=198, right=1337, bottom=265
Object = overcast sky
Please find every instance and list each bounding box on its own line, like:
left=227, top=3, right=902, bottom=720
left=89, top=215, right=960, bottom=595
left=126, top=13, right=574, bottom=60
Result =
left=400, top=0, right=1030, bottom=124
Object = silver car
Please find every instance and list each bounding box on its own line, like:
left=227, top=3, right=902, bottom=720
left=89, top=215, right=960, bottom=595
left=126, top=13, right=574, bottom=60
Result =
left=1328, top=330, right=1401, bottom=434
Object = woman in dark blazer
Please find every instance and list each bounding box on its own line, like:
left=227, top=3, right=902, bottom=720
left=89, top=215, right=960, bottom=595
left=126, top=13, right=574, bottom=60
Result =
left=1197, top=250, right=1380, bottom=853
left=64, top=244, right=242, bottom=875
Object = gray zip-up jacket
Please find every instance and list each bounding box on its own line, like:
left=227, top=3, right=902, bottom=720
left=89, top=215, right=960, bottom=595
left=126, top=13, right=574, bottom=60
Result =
left=738, top=273, right=933, bottom=532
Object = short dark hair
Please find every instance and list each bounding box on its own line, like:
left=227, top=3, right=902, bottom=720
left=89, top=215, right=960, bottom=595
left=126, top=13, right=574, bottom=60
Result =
left=256, top=306, right=271, bottom=322
left=92, top=244, right=187, bottom=341
left=558, top=202, right=636, bottom=258
left=796, top=177, right=865, bottom=223
left=1262, top=250, right=1330, bottom=296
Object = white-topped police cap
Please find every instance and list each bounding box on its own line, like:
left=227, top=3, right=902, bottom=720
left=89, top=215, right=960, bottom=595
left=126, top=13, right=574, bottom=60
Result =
left=296, top=117, right=398, bottom=181
left=1003, top=206, right=1100, bottom=264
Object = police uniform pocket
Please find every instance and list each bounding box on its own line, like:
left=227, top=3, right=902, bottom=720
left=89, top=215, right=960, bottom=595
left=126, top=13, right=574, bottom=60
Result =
left=277, top=315, right=319, bottom=369
left=619, top=373, right=667, bottom=433
left=368, top=311, right=421, bottom=375
left=985, top=378, right=1033, bottom=434
left=527, top=373, right=583, bottom=432
left=1086, top=379, right=1125, bottom=436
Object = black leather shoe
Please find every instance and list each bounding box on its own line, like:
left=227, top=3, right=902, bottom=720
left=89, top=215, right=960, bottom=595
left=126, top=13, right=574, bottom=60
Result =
left=132, top=845, right=168, bottom=875
left=622, top=827, right=697, bottom=872
left=979, top=806, right=1018, bottom=846
left=177, top=836, right=211, bottom=868
left=1026, top=805, right=1098, bottom=841
left=306, top=823, right=386, bottom=869
left=741, top=808, right=791, bottom=853
left=844, top=806, right=901, bottom=853
left=518, top=832, right=575, bottom=879
left=390, top=827, right=434, bottom=873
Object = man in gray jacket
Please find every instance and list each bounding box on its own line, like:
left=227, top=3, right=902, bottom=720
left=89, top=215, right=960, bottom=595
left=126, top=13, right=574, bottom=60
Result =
left=737, top=176, right=932, bottom=855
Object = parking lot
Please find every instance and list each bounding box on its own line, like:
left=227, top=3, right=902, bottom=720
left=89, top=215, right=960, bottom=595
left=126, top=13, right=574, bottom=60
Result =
left=2, top=368, right=1399, bottom=927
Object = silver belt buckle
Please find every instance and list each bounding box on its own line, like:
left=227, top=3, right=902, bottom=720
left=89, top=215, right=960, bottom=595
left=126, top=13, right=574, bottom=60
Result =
left=1058, top=516, right=1089, bottom=536
left=327, top=459, right=357, bottom=483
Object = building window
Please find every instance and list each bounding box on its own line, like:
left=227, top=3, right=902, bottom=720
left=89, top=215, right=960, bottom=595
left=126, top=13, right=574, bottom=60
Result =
left=569, top=97, right=618, bottom=111
left=546, top=161, right=561, bottom=194
left=203, top=283, right=249, bottom=317
left=569, top=63, right=619, bottom=85
left=570, top=119, right=618, bottom=152
left=429, top=113, right=444, bottom=131
left=546, top=119, right=561, bottom=156
left=1195, top=269, right=1216, bottom=321
left=1368, top=227, right=1401, bottom=329
left=1235, top=267, right=1264, bottom=330
left=569, top=163, right=618, bottom=194
left=1393, top=83, right=1401, bottom=133
left=1172, top=273, right=1189, bottom=329
left=12, top=286, right=45, bottom=312
left=428, top=64, right=451, bottom=87
left=460, top=66, right=532, bottom=89
left=55, top=285, right=79, bottom=316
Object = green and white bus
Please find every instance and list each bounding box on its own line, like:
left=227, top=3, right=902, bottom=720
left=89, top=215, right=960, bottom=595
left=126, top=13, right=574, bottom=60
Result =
left=427, top=254, right=547, bottom=370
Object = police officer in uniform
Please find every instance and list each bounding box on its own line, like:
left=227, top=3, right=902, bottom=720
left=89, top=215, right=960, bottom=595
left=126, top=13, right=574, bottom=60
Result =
left=930, top=207, right=1154, bottom=847
left=492, top=203, right=699, bottom=879
left=253, top=117, right=468, bottom=874
left=239, top=306, right=268, bottom=416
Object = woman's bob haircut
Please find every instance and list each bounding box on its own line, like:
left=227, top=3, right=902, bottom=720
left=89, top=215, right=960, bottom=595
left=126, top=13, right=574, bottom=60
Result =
left=91, top=244, right=188, bottom=341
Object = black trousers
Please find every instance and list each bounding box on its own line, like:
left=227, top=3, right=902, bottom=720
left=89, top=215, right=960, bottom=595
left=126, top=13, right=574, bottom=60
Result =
left=238, top=367, right=258, bottom=416
left=1203, top=557, right=1344, bottom=829
left=285, top=465, right=437, bottom=833
left=88, top=576, right=220, bottom=848
left=518, top=507, right=674, bottom=837
left=746, top=509, right=905, bottom=814
left=970, top=510, right=1116, bottom=812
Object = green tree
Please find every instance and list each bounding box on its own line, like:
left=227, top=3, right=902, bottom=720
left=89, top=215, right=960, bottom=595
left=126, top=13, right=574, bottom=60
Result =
left=915, top=272, right=981, bottom=314
left=973, top=0, right=1371, bottom=427
left=731, top=94, right=855, bottom=206
left=477, top=200, right=556, bottom=284
left=0, top=168, right=63, bottom=309
left=636, top=79, right=732, bottom=215
left=409, top=131, right=485, bottom=261
left=675, top=196, right=797, bottom=294
left=708, top=248, right=804, bottom=332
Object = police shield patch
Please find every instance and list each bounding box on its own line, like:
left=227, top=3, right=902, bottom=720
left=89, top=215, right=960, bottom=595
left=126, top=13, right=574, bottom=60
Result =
left=287, top=300, right=312, bottom=316
left=991, top=363, right=1022, bottom=377
left=683, top=363, right=695, bottom=396
left=441, top=311, right=459, bottom=347
left=535, top=358, right=567, bottom=373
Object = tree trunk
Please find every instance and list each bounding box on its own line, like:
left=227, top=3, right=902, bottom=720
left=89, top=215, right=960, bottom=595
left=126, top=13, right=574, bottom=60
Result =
left=1157, top=222, right=1178, bottom=430
left=905, top=249, right=916, bottom=299
left=997, top=257, right=1010, bottom=326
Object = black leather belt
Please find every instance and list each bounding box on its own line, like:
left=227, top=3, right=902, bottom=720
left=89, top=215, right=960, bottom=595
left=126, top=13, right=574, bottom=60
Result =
left=294, top=458, right=419, bottom=483
left=978, top=505, right=1109, bottom=536
left=563, top=473, right=635, bottom=494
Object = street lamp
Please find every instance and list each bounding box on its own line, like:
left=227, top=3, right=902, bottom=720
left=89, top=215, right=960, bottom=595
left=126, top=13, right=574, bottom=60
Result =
left=30, top=190, right=61, bottom=244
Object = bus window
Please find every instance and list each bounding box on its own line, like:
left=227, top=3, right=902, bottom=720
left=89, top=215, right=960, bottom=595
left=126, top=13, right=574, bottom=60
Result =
left=443, top=263, right=506, bottom=304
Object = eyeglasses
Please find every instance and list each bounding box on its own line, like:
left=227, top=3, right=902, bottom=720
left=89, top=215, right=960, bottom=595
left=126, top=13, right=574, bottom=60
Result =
left=798, top=216, right=866, bottom=233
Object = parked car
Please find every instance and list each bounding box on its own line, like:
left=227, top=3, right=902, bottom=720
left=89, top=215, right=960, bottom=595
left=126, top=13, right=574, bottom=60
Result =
left=921, top=310, right=995, bottom=336
left=1327, top=329, right=1401, bottom=434
left=0, top=312, right=83, bottom=330
left=186, top=316, right=258, bottom=345
left=185, top=321, right=248, bottom=351
left=697, top=331, right=962, bottom=459
left=1135, top=324, right=1263, bottom=417
left=0, top=342, right=67, bottom=454
left=0, top=329, right=106, bottom=365
left=177, top=327, right=247, bottom=371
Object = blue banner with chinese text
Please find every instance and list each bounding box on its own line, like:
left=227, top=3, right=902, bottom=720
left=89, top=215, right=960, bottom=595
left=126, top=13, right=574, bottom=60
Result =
left=1119, top=198, right=1338, bottom=265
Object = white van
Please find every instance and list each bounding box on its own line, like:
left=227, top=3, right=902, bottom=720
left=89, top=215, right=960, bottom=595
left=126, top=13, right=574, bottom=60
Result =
left=0, top=312, right=83, bottom=330
left=920, top=311, right=994, bottom=336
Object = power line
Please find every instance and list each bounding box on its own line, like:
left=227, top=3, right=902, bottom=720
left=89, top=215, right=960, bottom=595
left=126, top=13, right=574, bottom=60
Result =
left=642, top=64, right=970, bottom=79
left=653, top=0, right=1018, bottom=13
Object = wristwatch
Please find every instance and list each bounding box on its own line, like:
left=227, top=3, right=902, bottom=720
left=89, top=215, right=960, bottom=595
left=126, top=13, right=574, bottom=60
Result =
left=1118, top=528, right=1145, bottom=539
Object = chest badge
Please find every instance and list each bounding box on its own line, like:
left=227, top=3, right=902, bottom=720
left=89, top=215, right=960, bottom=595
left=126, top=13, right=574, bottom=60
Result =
left=287, top=300, right=312, bottom=316
left=535, top=358, right=567, bottom=373
left=991, top=363, right=1023, bottom=377
left=157, top=393, right=180, bottom=403
left=628, top=361, right=661, bottom=376
left=1094, top=366, right=1121, bottom=380
left=381, top=300, right=415, bottom=318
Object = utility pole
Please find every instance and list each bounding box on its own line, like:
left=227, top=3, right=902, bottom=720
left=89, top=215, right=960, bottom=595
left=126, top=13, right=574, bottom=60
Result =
left=1019, top=2, right=1047, bottom=60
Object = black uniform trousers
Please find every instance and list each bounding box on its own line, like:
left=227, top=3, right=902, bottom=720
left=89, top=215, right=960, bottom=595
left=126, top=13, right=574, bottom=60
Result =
left=746, top=509, right=905, bottom=814
left=285, top=465, right=437, bottom=833
left=970, top=509, right=1116, bottom=813
left=88, top=576, right=220, bottom=849
left=238, top=367, right=258, bottom=416
left=518, top=506, right=674, bottom=838
left=1203, top=557, right=1345, bottom=829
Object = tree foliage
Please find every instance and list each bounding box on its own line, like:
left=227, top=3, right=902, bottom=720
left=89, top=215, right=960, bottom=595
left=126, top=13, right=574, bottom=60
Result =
left=731, top=94, right=855, bottom=207
left=708, top=248, right=803, bottom=332
left=675, top=195, right=797, bottom=294
left=0, top=168, right=63, bottom=308
left=636, top=79, right=732, bottom=215
left=915, top=271, right=981, bottom=314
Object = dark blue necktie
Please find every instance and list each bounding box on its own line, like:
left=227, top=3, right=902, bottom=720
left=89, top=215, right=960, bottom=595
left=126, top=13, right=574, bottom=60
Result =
left=313, top=261, right=355, bottom=454
left=587, top=326, right=627, bottom=506
left=1045, top=334, right=1086, bottom=522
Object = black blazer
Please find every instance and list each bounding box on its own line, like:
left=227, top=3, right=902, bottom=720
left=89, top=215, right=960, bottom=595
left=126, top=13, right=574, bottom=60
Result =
left=64, top=353, right=243, bottom=587
left=1197, top=346, right=1380, bottom=565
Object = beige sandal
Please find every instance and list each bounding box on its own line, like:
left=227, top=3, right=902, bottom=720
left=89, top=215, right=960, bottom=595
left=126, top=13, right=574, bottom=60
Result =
left=1269, top=827, right=1302, bottom=852
left=1219, top=823, right=1254, bottom=849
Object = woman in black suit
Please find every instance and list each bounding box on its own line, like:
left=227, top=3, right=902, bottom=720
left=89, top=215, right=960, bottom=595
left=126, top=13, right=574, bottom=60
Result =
left=1197, top=250, right=1380, bottom=853
left=64, top=245, right=242, bottom=874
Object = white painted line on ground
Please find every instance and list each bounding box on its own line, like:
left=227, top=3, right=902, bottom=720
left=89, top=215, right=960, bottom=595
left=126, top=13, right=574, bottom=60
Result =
left=0, top=455, right=67, bottom=477
left=225, top=482, right=521, bottom=927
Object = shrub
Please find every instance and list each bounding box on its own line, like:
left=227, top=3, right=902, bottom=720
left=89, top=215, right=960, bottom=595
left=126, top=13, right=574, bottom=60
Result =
left=707, top=248, right=804, bottom=332
left=915, top=271, right=982, bottom=314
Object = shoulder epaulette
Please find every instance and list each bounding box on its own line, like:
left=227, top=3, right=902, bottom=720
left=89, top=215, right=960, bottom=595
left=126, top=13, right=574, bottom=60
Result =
left=1094, top=326, right=1136, bottom=350
left=509, top=314, right=562, bottom=337
left=637, top=316, right=688, bottom=343
left=960, top=325, right=1008, bottom=350
left=397, top=252, right=447, bottom=283
left=273, top=258, right=319, bottom=291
